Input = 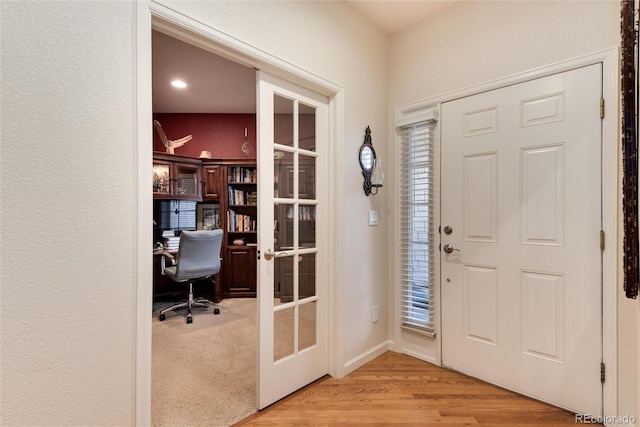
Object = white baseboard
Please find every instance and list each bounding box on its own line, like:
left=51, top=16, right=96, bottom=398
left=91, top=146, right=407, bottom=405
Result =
left=343, top=341, right=391, bottom=375
left=401, top=348, right=438, bottom=366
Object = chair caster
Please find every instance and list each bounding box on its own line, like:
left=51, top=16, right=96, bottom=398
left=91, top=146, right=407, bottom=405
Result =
left=159, top=313, right=166, bottom=321
left=187, top=316, right=193, bottom=324
left=214, top=307, right=220, bottom=315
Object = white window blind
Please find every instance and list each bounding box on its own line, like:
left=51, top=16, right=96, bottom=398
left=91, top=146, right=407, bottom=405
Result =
left=399, top=119, right=436, bottom=337
left=157, top=200, right=197, bottom=231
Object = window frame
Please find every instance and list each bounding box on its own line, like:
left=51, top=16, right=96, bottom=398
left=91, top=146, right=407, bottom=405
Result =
left=396, top=107, right=439, bottom=338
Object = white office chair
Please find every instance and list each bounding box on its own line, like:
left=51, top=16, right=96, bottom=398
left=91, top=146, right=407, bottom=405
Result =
left=159, top=229, right=223, bottom=324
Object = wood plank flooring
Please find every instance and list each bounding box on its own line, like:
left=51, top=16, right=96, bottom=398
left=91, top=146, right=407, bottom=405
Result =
left=234, top=351, right=601, bottom=426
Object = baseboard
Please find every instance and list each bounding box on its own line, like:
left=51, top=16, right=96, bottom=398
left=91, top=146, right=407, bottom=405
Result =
left=343, top=341, right=391, bottom=375
left=401, top=348, right=439, bottom=366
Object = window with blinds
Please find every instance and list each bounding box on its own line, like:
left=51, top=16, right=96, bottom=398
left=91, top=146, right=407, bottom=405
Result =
left=399, top=120, right=436, bottom=337
left=156, top=200, right=197, bottom=231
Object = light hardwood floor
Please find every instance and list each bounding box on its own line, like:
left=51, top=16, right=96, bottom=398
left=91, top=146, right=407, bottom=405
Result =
left=235, top=351, right=601, bottom=426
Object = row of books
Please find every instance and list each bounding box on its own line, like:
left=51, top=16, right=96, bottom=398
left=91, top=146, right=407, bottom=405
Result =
left=228, top=188, right=257, bottom=205
left=227, top=210, right=257, bottom=232
left=228, top=167, right=256, bottom=183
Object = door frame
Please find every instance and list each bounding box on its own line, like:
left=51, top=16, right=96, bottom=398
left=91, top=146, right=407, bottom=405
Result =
left=394, top=48, right=619, bottom=417
left=135, top=2, right=345, bottom=424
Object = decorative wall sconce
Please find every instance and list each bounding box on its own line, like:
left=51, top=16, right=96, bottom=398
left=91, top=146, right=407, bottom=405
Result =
left=359, top=126, right=383, bottom=196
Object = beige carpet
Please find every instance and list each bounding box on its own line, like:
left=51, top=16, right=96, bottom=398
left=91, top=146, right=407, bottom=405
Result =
left=152, top=298, right=257, bottom=427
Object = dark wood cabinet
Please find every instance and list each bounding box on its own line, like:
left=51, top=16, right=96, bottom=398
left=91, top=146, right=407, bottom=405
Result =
left=202, top=163, right=222, bottom=200
left=223, top=246, right=256, bottom=298
left=151, top=155, right=259, bottom=301
left=153, top=153, right=202, bottom=201
left=222, top=160, right=258, bottom=298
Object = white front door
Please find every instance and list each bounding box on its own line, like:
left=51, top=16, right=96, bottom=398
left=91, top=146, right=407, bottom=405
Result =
left=256, top=71, right=329, bottom=409
left=441, top=64, right=603, bottom=415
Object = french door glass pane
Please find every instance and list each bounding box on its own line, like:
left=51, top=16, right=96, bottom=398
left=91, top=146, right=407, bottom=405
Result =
left=299, top=206, right=316, bottom=248
left=298, top=301, right=317, bottom=352
left=274, top=255, right=294, bottom=306
left=299, top=154, right=315, bottom=200
left=274, top=95, right=294, bottom=147
left=298, top=102, right=316, bottom=151
left=270, top=88, right=321, bottom=368
left=274, top=203, right=294, bottom=249
left=274, top=150, right=293, bottom=198
left=274, top=306, right=295, bottom=361
left=299, top=252, right=316, bottom=299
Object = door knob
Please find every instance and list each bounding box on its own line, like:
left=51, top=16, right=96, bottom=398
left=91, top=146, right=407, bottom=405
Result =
left=264, top=249, right=275, bottom=260
left=443, top=244, right=460, bottom=254
left=263, top=249, right=288, bottom=261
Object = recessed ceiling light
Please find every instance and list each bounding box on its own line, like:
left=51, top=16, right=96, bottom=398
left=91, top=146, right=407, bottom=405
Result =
left=171, top=80, right=187, bottom=89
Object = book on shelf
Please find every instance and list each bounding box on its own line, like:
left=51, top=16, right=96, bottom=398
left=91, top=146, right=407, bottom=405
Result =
left=227, top=209, right=257, bottom=232
left=228, top=167, right=257, bottom=183
left=228, top=188, right=257, bottom=205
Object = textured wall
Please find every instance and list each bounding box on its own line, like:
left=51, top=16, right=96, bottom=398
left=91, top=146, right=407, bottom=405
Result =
left=0, top=0, right=390, bottom=424
left=1, top=1, right=136, bottom=425
left=389, top=0, right=638, bottom=420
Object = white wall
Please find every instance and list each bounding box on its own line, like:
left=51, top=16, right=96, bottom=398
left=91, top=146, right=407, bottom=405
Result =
left=154, top=0, right=392, bottom=369
left=388, top=0, right=638, bottom=422
left=0, top=1, right=390, bottom=424
left=1, top=1, right=137, bottom=425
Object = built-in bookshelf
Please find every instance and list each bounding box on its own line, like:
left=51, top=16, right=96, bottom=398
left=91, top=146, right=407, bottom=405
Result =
left=224, top=161, right=258, bottom=299
left=226, top=163, right=257, bottom=245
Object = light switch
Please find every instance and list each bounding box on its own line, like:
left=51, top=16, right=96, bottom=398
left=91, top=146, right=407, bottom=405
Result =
left=368, top=210, right=379, bottom=226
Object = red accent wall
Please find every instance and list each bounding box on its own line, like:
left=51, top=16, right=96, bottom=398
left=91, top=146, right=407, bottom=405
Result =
left=153, top=113, right=256, bottom=159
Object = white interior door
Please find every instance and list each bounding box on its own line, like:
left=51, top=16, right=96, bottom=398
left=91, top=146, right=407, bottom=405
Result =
left=441, top=64, right=603, bottom=415
left=256, top=71, right=329, bottom=409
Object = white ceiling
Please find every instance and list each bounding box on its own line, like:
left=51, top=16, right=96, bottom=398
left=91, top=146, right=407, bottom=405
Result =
left=152, top=30, right=257, bottom=114
left=152, top=1, right=458, bottom=114
left=346, top=0, right=459, bottom=35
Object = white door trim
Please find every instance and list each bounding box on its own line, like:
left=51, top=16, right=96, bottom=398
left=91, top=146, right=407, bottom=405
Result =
left=135, top=2, right=345, bottom=424
left=394, top=48, right=619, bottom=418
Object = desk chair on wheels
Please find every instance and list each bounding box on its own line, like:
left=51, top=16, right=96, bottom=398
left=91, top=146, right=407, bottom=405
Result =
left=159, top=229, right=223, bottom=324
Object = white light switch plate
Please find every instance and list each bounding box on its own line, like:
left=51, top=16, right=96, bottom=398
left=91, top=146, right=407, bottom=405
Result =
left=368, top=210, right=379, bottom=226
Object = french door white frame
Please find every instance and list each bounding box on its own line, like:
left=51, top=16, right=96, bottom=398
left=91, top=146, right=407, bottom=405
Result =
left=135, top=2, right=345, bottom=424
left=394, top=48, right=619, bottom=419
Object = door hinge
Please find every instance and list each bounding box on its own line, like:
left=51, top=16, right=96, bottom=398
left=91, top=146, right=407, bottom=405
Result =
left=600, top=98, right=605, bottom=118
left=600, top=362, right=605, bottom=383
left=600, top=230, right=605, bottom=251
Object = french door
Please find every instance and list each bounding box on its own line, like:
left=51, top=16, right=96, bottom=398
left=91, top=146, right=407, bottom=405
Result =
left=256, top=71, right=329, bottom=409
left=441, top=64, right=603, bottom=415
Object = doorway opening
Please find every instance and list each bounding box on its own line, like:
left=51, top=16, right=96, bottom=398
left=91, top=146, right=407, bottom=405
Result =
left=150, top=28, right=259, bottom=426
left=137, top=7, right=344, bottom=425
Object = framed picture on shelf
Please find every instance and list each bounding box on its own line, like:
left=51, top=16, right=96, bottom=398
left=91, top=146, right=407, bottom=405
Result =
left=197, top=203, right=220, bottom=230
